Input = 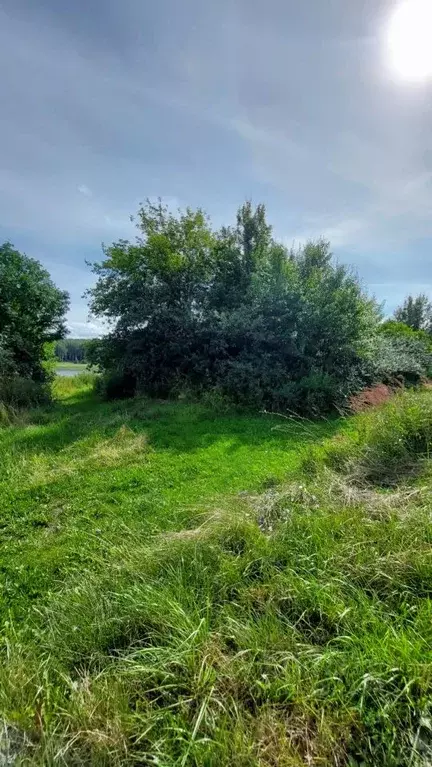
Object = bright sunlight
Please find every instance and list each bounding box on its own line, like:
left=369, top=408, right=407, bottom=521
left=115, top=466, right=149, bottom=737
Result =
left=388, top=0, right=432, bottom=80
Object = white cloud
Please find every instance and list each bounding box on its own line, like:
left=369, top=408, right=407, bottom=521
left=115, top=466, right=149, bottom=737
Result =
left=282, top=216, right=367, bottom=251
left=67, top=321, right=106, bottom=339
left=78, top=184, right=93, bottom=198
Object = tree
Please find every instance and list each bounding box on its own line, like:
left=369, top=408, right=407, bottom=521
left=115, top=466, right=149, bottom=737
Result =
left=88, top=202, right=381, bottom=413
left=55, top=339, right=91, bottom=362
left=394, top=294, right=432, bottom=332
left=0, top=242, right=69, bottom=383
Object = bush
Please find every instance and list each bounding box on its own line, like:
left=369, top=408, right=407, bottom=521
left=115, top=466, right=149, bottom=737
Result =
left=313, top=390, right=432, bottom=485
left=94, top=370, right=137, bottom=401
left=380, top=319, right=432, bottom=347
left=0, top=376, right=50, bottom=409
left=370, top=334, right=430, bottom=384
left=277, top=371, right=347, bottom=415
left=87, top=202, right=381, bottom=415
left=373, top=321, right=432, bottom=383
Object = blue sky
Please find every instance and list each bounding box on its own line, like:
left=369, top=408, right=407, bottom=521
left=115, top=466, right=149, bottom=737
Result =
left=1, top=0, right=432, bottom=336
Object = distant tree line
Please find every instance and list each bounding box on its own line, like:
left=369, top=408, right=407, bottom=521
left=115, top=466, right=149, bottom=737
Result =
left=55, top=338, right=91, bottom=363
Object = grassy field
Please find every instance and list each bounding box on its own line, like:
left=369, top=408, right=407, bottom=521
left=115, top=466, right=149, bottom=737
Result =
left=55, top=361, right=88, bottom=371
left=0, top=376, right=336, bottom=622
left=0, top=378, right=431, bottom=764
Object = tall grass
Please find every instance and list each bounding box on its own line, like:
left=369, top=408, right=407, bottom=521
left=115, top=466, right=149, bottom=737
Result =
left=307, top=389, right=432, bottom=486
left=1, top=488, right=431, bottom=765
left=0, top=381, right=431, bottom=764
left=52, top=371, right=97, bottom=398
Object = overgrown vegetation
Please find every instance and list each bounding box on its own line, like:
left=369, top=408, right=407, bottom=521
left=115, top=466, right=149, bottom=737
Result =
left=376, top=321, right=432, bottom=384
left=307, top=388, right=432, bottom=485
left=0, top=378, right=431, bottom=765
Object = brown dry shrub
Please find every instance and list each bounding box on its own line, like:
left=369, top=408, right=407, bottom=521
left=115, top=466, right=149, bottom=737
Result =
left=349, top=383, right=394, bottom=413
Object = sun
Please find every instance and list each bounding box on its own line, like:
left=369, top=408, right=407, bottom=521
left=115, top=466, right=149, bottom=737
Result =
left=388, top=0, right=432, bottom=80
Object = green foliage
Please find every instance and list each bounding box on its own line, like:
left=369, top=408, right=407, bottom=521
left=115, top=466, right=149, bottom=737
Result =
left=42, top=341, right=58, bottom=379
left=0, top=383, right=431, bottom=764
left=369, top=334, right=432, bottom=384
left=88, top=202, right=380, bottom=414
left=380, top=319, right=432, bottom=350
left=394, top=293, right=432, bottom=332
left=0, top=376, right=50, bottom=409
left=369, top=321, right=432, bottom=383
left=55, top=338, right=92, bottom=362
left=52, top=371, right=97, bottom=398
left=93, top=369, right=137, bottom=400
left=0, top=242, right=69, bottom=387
left=313, top=389, right=432, bottom=485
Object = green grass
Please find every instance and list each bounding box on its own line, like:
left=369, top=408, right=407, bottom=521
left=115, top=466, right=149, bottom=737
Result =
left=306, top=389, right=432, bottom=486
left=0, top=379, right=336, bottom=623
left=0, top=379, right=431, bottom=765
left=55, top=361, right=88, bottom=370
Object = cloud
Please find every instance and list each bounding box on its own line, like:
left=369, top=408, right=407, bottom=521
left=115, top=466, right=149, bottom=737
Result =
left=1, top=0, right=432, bottom=327
left=67, top=320, right=105, bottom=339
left=78, top=184, right=93, bottom=198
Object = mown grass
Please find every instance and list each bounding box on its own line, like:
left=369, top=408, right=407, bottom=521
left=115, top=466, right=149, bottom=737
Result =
left=0, top=380, right=431, bottom=765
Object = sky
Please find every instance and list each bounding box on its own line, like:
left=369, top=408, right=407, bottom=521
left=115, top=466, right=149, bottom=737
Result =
left=1, top=0, right=432, bottom=336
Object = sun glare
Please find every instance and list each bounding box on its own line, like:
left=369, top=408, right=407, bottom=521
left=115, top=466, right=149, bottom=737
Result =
left=388, top=0, right=432, bottom=80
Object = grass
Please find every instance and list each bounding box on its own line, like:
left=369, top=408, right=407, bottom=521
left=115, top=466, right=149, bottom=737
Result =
left=0, top=377, right=336, bottom=623
left=55, top=361, right=89, bottom=370
left=0, top=379, right=431, bottom=765
left=307, top=389, right=432, bottom=486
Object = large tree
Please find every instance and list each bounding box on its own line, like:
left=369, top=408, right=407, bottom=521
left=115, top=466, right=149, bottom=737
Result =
left=0, top=242, right=69, bottom=381
left=88, top=201, right=380, bottom=413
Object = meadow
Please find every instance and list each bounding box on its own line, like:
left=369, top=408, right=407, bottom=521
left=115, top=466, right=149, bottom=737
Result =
left=0, top=376, right=431, bottom=765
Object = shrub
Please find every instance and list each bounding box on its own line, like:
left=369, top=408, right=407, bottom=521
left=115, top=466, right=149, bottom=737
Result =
left=94, top=370, right=137, bottom=401
left=380, top=319, right=432, bottom=347
left=374, top=321, right=432, bottom=383
left=279, top=371, right=346, bottom=415
left=0, top=376, right=50, bottom=409
left=362, top=334, right=427, bottom=390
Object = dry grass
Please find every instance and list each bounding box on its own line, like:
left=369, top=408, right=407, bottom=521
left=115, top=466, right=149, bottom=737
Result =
left=88, top=425, right=150, bottom=466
